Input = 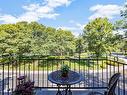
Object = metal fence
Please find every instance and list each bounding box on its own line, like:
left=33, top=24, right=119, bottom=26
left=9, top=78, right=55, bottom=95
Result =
left=0, top=55, right=127, bottom=95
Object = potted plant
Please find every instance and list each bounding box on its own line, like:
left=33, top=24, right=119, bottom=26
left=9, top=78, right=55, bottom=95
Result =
left=13, top=76, right=35, bottom=95
left=60, top=64, right=70, bottom=77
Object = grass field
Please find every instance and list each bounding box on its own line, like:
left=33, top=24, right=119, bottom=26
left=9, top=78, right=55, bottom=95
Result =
left=0, top=60, right=108, bottom=71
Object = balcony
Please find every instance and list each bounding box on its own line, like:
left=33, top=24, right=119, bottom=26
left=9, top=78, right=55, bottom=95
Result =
left=0, top=54, right=127, bottom=95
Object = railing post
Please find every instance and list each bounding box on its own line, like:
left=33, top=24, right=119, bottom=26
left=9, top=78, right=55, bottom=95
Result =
left=123, top=64, right=125, bottom=95
left=2, top=64, right=4, bottom=95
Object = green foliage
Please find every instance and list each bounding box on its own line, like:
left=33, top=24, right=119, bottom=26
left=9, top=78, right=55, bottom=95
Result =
left=114, top=20, right=125, bottom=30
left=75, top=36, right=85, bottom=54
left=83, top=18, right=120, bottom=57
left=0, top=22, right=75, bottom=56
left=115, top=4, right=127, bottom=53
left=60, top=64, right=70, bottom=74
left=121, top=4, right=127, bottom=19
left=47, top=56, right=65, bottom=59
left=51, top=29, right=75, bottom=56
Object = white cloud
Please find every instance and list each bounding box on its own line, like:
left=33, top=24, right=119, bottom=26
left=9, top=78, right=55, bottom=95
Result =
left=58, top=26, right=77, bottom=31
left=69, top=20, right=85, bottom=30
left=58, top=20, right=86, bottom=36
left=0, top=15, right=17, bottom=23
left=22, top=4, right=40, bottom=11
left=89, top=4, right=122, bottom=20
left=44, top=0, right=72, bottom=8
left=57, top=26, right=80, bottom=36
left=0, top=0, right=72, bottom=23
left=75, top=23, right=85, bottom=30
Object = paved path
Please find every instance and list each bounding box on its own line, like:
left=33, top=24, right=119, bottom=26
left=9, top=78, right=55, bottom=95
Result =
left=111, top=53, right=127, bottom=64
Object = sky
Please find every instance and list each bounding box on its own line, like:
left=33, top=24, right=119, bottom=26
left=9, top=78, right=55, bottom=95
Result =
left=0, top=0, right=125, bottom=36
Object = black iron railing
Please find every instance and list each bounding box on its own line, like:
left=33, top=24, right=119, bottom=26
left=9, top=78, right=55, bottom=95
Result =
left=0, top=55, right=127, bottom=95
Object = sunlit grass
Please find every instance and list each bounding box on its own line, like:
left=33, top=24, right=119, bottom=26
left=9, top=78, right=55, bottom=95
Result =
left=0, top=60, right=108, bottom=71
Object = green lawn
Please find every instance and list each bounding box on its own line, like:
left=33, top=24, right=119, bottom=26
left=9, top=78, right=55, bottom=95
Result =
left=0, top=60, right=107, bottom=71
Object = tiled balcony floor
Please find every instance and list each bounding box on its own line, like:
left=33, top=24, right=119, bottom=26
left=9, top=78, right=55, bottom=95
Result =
left=0, top=89, right=105, bottom=95
left=35, top=89, right=104, bottom=95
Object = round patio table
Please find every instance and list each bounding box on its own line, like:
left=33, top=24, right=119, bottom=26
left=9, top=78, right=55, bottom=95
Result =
left=48, top=70, right=82, bottom=95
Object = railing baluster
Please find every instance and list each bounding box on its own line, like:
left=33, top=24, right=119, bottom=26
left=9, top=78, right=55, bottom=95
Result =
left=102, top=59, right=104, bottom=87
left=33, top=60, right=35, bottom=82
left=16, top=60, right=18, bottom=86
left=46, top=59, right=48, bottom=87
left=43, top=59, right=44, bottom=87
left=97, top=58, right=99, bottom=87
left=28, top=59, right=30, bottom=80
left=83, top=59, right=85, bottom=88
left=19, top=59, right=20, bottom=80
left=113, top=57, right=115, bottom=74
left=74, top=59, right=76, bottom=87
left=109, top=58, right=111, bottom=80
left=8, top=61, right=10, bottom=95
left=79, top=58, right=80, bottom=88
left=118, top=61, right=120, bottom=95
left=11, top=60, right=14, bottom=93
left=123, top=64, right=125, bottom=95
left=51, top=59, right=53, bottom=87
left=93, top=59, right=94, bottom=87
left=106, top=56, right=108, bottom=88
left=2, top=64, right=4, bottom=95
left=38, top=60, right=39, bottom=87
left=88, top=59, right=90, bottom=87
left=23, top=60, right=25, bottom=79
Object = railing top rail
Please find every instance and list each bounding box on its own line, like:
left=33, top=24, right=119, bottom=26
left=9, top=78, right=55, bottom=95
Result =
left=0, top=59, right=17, bottom=65
left=18, top=58, right=107, bottom=60
left=108, top=59, right=127, bottom=65
left=18, top=58, right=127, bottom=65
left=0, top=54, right=127, bottom=65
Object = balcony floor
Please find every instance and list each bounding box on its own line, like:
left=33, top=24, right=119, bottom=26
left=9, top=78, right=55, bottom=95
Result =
left=35, top=89, right=104, bottom=95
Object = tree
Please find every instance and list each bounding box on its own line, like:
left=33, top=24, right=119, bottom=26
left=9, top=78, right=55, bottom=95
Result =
left=83, top=18, right=116, bottom=57
left=114, top=4, right=127, bottom=53
left=0, top=24, right=19, bottom=54
left=51, top=29, right=75, bottom=56
left=0, top=22, right=76, bottom=56
left=120, top=3, right=127, bottom=37
left=75, top=35, right=86, bottom=58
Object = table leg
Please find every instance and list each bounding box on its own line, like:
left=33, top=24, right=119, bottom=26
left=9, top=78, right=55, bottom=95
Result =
left=56, top=85, right=62, bottom=95
left=65, top=85, right=72, bottom=95
left=68, top=85, right=72, bottom=95
left=65, top=85, right=68, bottom=95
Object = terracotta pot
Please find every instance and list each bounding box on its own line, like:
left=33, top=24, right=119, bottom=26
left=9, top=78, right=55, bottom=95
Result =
left=61, top=72, right=68, bottom=77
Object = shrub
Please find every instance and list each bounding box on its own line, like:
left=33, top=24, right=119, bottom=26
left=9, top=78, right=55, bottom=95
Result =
left=47, top=56, right=65, bottom=59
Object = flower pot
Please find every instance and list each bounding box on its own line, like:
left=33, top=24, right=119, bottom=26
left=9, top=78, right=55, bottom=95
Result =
left=61, top=72, right=68, bottom=78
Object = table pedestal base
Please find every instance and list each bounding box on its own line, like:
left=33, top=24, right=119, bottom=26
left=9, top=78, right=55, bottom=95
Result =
left=56, top=85, right=62, bottom=95
left=56, top=85, right=72, bottom=95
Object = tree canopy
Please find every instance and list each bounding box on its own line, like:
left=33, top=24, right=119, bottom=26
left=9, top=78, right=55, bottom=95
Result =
left=0, top=21, right=75, bottom=56
left=83, top=18, right=121, bottom=57
left=0, top=18, right=125, bottom=57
